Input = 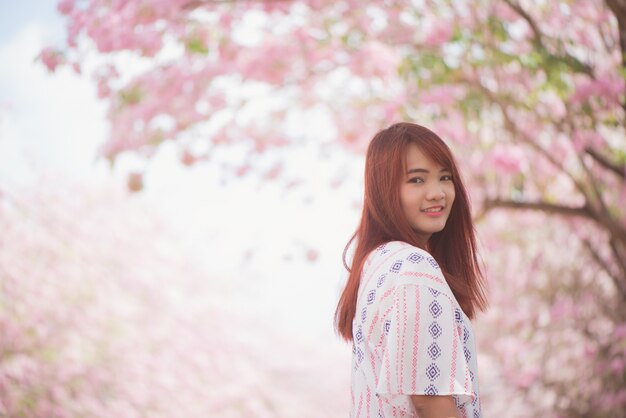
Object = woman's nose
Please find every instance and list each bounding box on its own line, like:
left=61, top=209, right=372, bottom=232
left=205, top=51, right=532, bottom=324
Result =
left=426, top=183, right=445, bottom=200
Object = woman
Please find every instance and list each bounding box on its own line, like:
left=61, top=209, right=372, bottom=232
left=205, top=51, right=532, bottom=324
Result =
left=335, top=122, right=488, bottom=418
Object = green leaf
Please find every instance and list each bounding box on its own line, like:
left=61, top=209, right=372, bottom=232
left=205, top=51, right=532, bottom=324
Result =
left=119, top=85, right=143, bottom=106
left=186, top=38, right=208, bottom=55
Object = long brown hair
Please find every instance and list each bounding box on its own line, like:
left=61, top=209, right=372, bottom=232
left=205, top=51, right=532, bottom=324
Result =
left=335, top=122, right=488, bottom=341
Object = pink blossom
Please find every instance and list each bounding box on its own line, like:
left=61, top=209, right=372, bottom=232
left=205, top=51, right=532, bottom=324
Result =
left=493, top=2, right=518, bottom=22
left=349, top=41, right=400, bottom=79
left=540, top=90, right=566, bottom=119
left=431, top=112, right=471, bottom=145
left=423, top=22, right=454, bottom=47
left=305, top=249, right=319, bottom=262
left=97, top=79, right=111, bottom=99
left=615, top=323, right=626, bottom=339
left=180, top=150, right=196, bottom=166
left=39, top=47, right=64, bottom=72
left=264, top=163, right=283, bottom=180
left=235, top=164, right=251, bottom=177
left=419, top=85, right=463, bottom=107
left=57, top=0, right=74, bottom=15
left=610, top=358, right=626, bottom=373
left=514, top=368, right=540, bottom=389
left=488, top=146, right=525, bottom=175
left=571, top=75, right=625, bottom=106
left=550, top=296, right=575, bottom=321
left=571, top=130, right=604, bottom=153
left=127, top=172, right=144, bottom=192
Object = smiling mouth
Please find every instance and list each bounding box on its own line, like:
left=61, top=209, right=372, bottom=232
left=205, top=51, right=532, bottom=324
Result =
left=421, top=206, right=444, bottom=213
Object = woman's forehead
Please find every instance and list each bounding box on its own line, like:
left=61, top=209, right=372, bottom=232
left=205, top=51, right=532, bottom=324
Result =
left=404, top=143, right=448, bottom=170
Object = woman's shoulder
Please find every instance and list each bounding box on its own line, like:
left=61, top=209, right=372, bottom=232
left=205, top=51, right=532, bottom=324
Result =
left=368, top=241, right=435, bottom=265
left=364, top=241, right=446, bottom=288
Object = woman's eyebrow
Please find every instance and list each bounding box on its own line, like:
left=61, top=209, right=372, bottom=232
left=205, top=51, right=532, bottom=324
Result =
left=406, top=168, right=451, bottom=174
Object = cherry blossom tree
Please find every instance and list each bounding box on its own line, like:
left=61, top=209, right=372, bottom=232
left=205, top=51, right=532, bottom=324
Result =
left=0, top=182, right=349, bottom=417
left=40, top=0, right=626, bottom=416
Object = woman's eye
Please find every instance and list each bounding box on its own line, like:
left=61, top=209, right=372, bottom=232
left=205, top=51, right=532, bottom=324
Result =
left=441, top=175, right=453, bottom=181
left=408, top=177, right=424, bottom=184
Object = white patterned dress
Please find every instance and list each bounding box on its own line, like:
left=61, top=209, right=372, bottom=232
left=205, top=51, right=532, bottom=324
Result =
left=350, top=241, right=482, bottom=418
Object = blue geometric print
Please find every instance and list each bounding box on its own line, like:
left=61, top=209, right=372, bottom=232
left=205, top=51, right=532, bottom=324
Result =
left=406, top=252, right=424, bottom=263
left=428, top=322, right=442, bottom=339
left=383, top=319, right=391, bottom=335
left=355, top=326, right=363, bottom=343
left=367, top=289, right=376, bottom=304
left=429, top=300, right=443, bottom=317
left=464, top=346, right=471, bottom=362
left=427, top=342, right=441, bottom=360
left=356, top=347, right=364, bottom=364
left=390, top=260, right=403, bottom=273
left=425, top=384, right=438, bottom=395
left=376, top=274, right=386, bottom=288
left=455, top=309, right=462, bottom=323
left=361, top=307, right=367, bottom=323
left=429, top=288, right=440, bottom=297
left=427, top=257, right=440, bottom=269
left=426, top=363, right=441, bottom=381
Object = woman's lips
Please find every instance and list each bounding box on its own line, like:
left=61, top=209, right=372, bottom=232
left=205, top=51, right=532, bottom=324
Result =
left=422, top=206, right=444, bottom=217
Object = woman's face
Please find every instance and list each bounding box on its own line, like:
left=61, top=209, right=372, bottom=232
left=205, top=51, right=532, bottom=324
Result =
left=399, top=143, right=456, bottom=247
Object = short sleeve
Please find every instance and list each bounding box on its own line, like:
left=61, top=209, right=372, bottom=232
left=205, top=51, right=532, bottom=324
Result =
left=376, top=284, right=475, bottom=410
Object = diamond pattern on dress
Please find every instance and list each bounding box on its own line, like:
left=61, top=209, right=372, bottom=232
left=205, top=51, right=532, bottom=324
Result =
left=426, top=363, right=441, bottom=381
left=367, top=289, right=376, bottom=304
left=356, top=347, right=364, bottom=364
left=390, top=260, right=403, bottom=273
left=383, top=319, right=391, bottom=335
left=355, top=327, right=364, bottom=343
left=427, top=257, right=440, bottom=269
left=455, top=308, right=462, bottom=323
left=407, top=252, right=424, bottom=263
left=429, top=300, right=443, bottom=317
left=425, top=384, right=439, bottom=395
left=427, top=342, right=441, bottom=360
left=429, top=322, right=442, bottom=339
left=376, top=274, right=386, bottom=288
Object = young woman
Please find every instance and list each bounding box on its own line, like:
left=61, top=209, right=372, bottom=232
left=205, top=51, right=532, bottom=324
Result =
left=335, top=122, right=488, bottom=418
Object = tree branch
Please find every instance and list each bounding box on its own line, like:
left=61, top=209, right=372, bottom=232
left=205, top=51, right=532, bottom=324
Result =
left=470, top=80, right=590, bottom=198
left=584, top=146, right=626, bottom=179
left=503, top=0, right=594, bottom=77
left=484, top=198, right=592, bottom=218
left=609, top=237, right=626, bottom=288
left=484, top=197, right=626, bottom=247
left=503, top=0, right=544, bottom=47
left=604, top=0, right=626, bottom=113
left=582, top=238, right=626, bottom=300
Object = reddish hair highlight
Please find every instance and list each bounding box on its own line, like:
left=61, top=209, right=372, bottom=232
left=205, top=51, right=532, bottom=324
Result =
left=335, top=122, right=488, bottom=341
